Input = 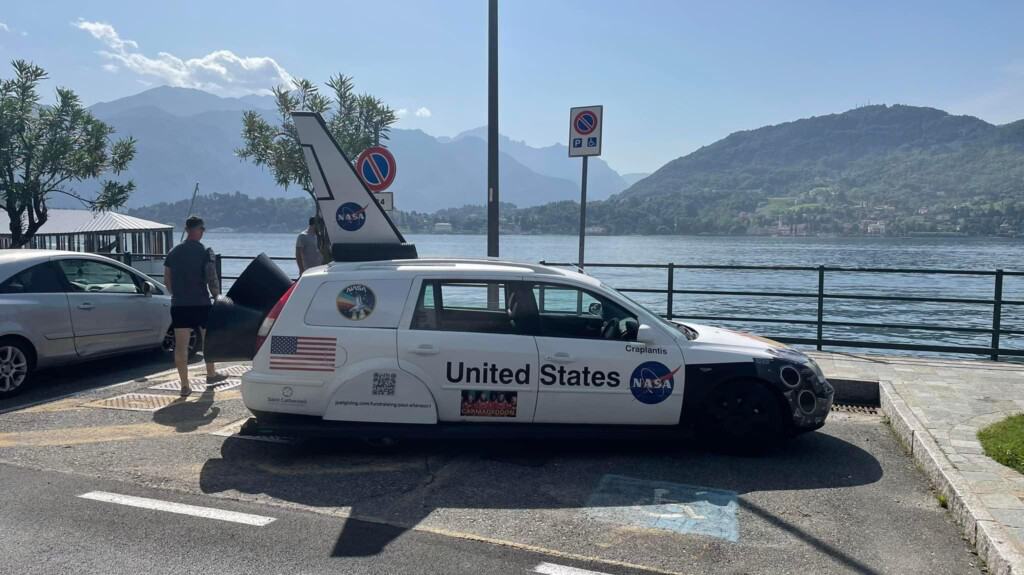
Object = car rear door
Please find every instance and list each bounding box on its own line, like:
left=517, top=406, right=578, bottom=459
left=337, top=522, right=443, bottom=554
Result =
left=56, top=258, right=164, bottom=357
left=529, top=282, right=685, bottom=425
left=398, top=277, right=539, bottom=423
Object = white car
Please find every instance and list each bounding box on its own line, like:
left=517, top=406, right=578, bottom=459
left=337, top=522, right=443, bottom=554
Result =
left=221, top=111, right=832, bottom=448
left=0, top=249, right=189, bottom=397
left=240, top=258, right=834, bottom=447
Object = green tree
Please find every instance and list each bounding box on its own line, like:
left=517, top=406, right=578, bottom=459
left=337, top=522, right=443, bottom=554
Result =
left=0, top=60, right=136, bottom=247
left=237, top=75, right=396, bottom=198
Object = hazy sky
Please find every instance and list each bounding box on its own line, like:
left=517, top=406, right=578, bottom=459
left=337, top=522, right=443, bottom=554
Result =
left=1, top=1, right=1022, bottom=173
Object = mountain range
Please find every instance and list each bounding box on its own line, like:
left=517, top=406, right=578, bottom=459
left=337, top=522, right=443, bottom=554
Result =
left=91, top=87, right=1024, bottom=236
left=81, top=86, right=631, bottom=212
left=593, top=104, right=1024, bottom=235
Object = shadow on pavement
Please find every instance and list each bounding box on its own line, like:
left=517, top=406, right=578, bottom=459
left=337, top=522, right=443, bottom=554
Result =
left=0, top=350, right=177, bottom=414
left=198, top=429, right=883, bottom=560
left=152, top=387, right=220, bottom=432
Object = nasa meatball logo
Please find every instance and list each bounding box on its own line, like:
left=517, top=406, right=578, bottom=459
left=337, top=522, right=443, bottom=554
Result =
left=336, top=202, right=368, bottom=232
left=337, top=284, right=375, bottom=320
left=630, top=361, right=680, bottom=405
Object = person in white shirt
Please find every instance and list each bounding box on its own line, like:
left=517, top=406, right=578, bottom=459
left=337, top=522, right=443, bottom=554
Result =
left=296, top=216, right=323, bottom=274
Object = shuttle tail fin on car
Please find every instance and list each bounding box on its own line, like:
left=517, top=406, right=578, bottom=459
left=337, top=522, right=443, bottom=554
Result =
left=291, top=112, right=417, bottom=262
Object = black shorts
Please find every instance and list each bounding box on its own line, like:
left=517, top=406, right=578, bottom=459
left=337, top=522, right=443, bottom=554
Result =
left=171, top=306, right=211, bottom=330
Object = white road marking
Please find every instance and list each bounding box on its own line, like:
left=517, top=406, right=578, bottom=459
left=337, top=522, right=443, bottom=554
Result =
left=78, top=491, right=276, bottom=526
left=533, top=562, right=613, bottom=575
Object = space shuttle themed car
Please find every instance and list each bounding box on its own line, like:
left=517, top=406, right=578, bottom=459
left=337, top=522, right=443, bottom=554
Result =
left=227, top=112, right=833, bottom=448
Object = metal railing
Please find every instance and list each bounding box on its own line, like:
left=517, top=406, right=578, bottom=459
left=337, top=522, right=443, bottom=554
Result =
left=541, top=261, right=1024, bottom=361
left=111, top=252, right=1023, bottom=361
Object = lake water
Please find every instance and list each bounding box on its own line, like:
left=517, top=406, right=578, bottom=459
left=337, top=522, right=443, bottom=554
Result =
left=201, top=233, right=1024, bottom=357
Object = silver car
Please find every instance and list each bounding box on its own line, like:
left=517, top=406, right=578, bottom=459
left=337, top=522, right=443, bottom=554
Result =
left=0, top=249, right=189, bottom=397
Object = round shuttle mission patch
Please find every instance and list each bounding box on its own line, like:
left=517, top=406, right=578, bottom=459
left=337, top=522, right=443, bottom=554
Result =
left=337, top=284, right=376, bottom=320
left=629, top=361, right=679, bottom=405
left=336, top=202, right=368, bottom=232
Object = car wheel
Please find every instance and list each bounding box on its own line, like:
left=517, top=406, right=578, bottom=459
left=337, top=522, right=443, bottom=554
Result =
left=162, top=327, right=198, bottom=357
left=698, top=379, right=786, bottom=452
left=0, top=338, right=33, bottom=398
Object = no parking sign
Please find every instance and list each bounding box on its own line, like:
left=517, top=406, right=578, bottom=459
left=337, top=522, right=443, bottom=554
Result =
left=355, top=146, right=397, bottom=192
left=569, top=105, right=603, bottom=157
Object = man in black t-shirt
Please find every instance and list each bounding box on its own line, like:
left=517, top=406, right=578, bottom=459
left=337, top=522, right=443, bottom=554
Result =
left=164, top=216, right=227, bottom=396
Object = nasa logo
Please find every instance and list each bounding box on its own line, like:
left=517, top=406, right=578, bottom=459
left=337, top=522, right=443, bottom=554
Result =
left=629, top=361, right=680, bottom=405
left=336, top=202, right=368, bottom=232
left=337, top=284, right=376, bottom=320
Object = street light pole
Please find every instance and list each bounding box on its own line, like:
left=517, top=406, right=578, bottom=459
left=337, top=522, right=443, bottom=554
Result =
left=487, top=0, right=499, bottom=258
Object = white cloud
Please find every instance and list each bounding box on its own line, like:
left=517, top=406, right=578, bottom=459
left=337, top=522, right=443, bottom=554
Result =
left=395, top=108, right=409, bottom=118
left=414, top=106, right=432, bottom=118
left=102, top=63, right=119, bottom=73
left=74, top=19, right=292, bottom=97
left=0, top=22, right=9, bottom=33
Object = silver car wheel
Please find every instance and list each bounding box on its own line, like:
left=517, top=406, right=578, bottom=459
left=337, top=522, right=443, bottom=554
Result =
left=0, top=345, right=28, bottom=393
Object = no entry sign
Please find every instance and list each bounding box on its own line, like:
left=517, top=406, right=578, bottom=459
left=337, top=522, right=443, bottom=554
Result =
left=355, top=146, right=397, bottom=192
left=569, top=105, right=603, bottom=157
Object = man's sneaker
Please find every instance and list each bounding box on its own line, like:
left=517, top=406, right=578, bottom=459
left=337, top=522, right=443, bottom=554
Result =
left=206, top=372, right=229, bottom=386
left=179, top=385, right=192, bottom=398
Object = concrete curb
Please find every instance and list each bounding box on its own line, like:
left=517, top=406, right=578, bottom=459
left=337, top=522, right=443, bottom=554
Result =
left=879, top=380, right=1024, bottom=575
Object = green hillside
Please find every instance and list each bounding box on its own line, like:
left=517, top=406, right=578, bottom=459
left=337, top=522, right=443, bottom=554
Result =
left=583, top=105, right=1024, bottom=236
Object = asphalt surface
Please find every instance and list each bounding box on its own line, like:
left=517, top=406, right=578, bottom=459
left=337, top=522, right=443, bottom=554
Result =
left=0, top=463, right=644, bottom=575
left=0, top=359, right=988, bottom=574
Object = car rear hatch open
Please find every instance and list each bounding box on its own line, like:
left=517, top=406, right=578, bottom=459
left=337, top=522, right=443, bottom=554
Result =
left=204, top=253, right=293, bottom=361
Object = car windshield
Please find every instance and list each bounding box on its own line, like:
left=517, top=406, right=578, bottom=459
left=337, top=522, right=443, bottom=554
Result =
left=597, top=281, right=698, bottom=340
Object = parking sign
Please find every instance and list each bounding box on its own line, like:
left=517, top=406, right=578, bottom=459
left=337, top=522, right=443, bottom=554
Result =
left=569, top=105, right=602, bottom=157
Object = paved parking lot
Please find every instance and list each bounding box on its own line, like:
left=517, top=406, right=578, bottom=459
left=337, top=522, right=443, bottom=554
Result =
left=0, top=358, right=987, bottom=574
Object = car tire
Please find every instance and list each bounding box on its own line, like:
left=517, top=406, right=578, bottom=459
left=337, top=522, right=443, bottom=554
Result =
left=697, top=379, right=786, bottom=453
left=0, top=337, right=34, bottom=399
left=162, top=327, right=198, bottom=357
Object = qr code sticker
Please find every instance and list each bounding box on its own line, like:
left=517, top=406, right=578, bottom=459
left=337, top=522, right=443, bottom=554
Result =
left=372, top=372, right=397, bottom=396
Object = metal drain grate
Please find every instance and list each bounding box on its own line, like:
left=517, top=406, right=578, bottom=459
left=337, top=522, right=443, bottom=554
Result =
left=832, top=403, right=879, bottom=415
left=84, top=393, right=182, bottom=412
left=149, top=378, right=242, bottom=393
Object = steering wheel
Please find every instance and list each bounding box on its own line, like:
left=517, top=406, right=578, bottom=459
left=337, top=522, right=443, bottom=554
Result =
left=601, top=319, right=622, bottom=340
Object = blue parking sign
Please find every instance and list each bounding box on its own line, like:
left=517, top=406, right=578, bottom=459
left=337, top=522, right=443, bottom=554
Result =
left=572, top=138, right=583, bottom=148
left=587, top=137, right=597, bottom=147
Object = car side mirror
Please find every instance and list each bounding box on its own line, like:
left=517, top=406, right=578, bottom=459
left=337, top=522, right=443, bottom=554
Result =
left=142, top=280, right=154, bottom=296
left=588, top=302, right=602, bottom=315
left=636, top=323, right=656, bottom=343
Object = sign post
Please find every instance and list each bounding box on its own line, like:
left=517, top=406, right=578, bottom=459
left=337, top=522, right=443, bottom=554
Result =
left=568, top=105, right=603, bottom=271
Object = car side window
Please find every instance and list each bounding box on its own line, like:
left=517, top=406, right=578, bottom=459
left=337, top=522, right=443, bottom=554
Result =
left=0, top=262, right=67, bottom=294
left=533, top=283, right=637, bottom=341
left=410, top=280, right=518, bottom=334
left=57, top=259, right=142, bottom=294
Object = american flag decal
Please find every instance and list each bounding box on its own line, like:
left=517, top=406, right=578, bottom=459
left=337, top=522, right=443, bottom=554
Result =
left=269, top=336, right=336, bottom=372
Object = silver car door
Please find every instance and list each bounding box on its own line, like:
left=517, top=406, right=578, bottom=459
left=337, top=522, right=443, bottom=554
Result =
left=56, top=258, right=158, bottom=357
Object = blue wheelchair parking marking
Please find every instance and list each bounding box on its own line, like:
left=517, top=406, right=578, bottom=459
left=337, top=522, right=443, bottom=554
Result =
left=585, top=474, right=739, bottom=542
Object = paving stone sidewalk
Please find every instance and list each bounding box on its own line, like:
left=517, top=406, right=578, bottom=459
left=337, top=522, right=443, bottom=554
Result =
left=810, top=351, right=1024, bottom=574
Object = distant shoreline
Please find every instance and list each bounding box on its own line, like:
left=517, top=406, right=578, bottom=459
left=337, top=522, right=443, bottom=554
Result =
left=203, top=230, right=1023, bottom=240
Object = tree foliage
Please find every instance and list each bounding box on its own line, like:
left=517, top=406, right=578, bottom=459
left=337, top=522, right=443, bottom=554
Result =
left=0, top=60, right=136, bottom=247
left=236, top=75, right=397, bottom=194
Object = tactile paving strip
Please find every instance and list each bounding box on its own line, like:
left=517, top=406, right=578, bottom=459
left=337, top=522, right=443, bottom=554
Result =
left=222, top=365, right=251, bottom=376
left=148, top=378, right=242, bottom=393
left=84, top=393, right=182, bottom=412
